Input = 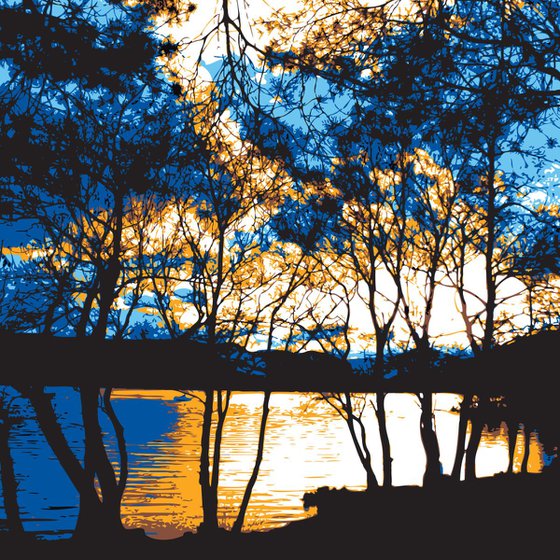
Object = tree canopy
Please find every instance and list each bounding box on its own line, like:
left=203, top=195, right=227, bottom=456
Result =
left=1, top=0, right=559, bottom=360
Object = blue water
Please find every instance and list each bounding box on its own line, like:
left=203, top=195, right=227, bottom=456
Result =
left=0, top=387, right=180, bottom=540
left=0, top=388, right=552, bottom=540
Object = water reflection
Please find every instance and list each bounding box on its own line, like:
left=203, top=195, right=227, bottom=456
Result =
left=0, top=390, right=545, bottom=539
left=109, top=391, right=543, bottom=539
left=477, top=421, right=543, bottom=477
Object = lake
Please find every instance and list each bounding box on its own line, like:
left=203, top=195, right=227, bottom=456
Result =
left=0, top=390, right=544, bottom=540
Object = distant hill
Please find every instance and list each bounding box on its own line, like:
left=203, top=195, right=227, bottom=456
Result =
left=0, top=329, right=558, bottom=393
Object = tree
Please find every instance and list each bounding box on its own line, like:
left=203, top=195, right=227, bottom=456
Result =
left=0, top=0, right=198, bottom=540
left=512, top=215, right=560, bottom=333
left=321, top=393, right=379, bottom=489
left=0, top=248, right=77, bottom=334
left=12, top=384, right=128, bottom=539
left=0, top=388, right=24, bottom=537
left=0, top=0, right=201, bottom=340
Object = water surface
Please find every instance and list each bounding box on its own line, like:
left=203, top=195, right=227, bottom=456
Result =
left=0, top=390, right=544, bottom=539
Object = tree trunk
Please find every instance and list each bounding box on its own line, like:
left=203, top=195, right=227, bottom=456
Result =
left=365, top=468, right=378, bottom=490
left=210, top=392, right=228, bottom=490
left=91, top=261, right=120, bottom=339
left=465, top=404, right=484, bottom=482
left=528, top=285, right=534, bottom=333
left=75, top=276, right=98, bottom=337
left=483, top=137, right=497, bottom=352
left=343, top=394, right=378, bottom=490
left=73, top=486, right=125, bottom=539
left=207, top=228, right=225, bottom=347
left=102, top=388, right=128, bottom=498
left=507, top=420, right=518, bottom=475
left=199, top=391, right=218, bottom=532
left=92, top=192, right=124, bottom=340
left=374, top=331, right=387, bottom=377
left=418, top=393, right=442, bottom=485
left=77, top=387, right=124, bottom=537
left=371, top=331, right=392, bottom=487
left=79, top=386, right=123, bottom=533
left=20, top=387, right=106, bottom=538
left=232, top=391, right=271, bottom=533
left=73, top=489, right=108, bottom=539
left=22, top=387, right=91, bottom=492
left=42, top=273, right=68, bottom=335
left=451, top=393, right=471, bottom=481
left=0, top=417, right=24, bottom=535
left=205, top=390, right=229, bottom=530
left=375, top=392, right=392, bottom=487
left=22, top=386, right=124, bottom=540
left=521, top=424, right=531, bottom=474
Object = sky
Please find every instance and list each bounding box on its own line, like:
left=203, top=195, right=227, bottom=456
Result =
left=2, top=0, right=557, bottom=353
left=153, top=0, right=552, bottom=353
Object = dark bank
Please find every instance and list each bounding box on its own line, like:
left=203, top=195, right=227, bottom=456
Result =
left=1, top=331, right=559, bottom=554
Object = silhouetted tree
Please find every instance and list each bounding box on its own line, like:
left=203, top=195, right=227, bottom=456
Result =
left=16, top=385, right=130, bottom=539
left=0, top=0, right=196, bottom=541
left=322, top=393, right=379, bottom=489
left=0, top=389, right=24, bottom=537
left=0, top=0, right=201, bottom=340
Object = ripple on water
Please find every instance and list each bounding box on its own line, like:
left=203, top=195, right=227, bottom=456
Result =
left=0, top=391, right=545, bottom=539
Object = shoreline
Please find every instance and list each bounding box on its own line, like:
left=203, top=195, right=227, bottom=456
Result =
left=1, top=330, right=558, bottom=395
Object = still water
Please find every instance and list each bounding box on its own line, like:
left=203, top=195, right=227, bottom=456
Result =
left=1, top=390, right=544, bottom=540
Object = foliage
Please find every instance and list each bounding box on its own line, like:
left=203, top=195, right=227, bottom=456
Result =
left=0, top=0, right=559, bottom=357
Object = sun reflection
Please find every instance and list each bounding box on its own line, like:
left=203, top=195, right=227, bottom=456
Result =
left=114, top=389, right=204, bottom=539
left=509, top=426, right=544, bottom=474
left=109, top=391, right=544, bottom=539
left=468, top=421, right=543, bottom=479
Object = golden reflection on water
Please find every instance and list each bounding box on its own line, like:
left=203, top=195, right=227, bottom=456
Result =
left=112, top=391, right=543, bottom=539
left=476, top=421, right=543, bottom=477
